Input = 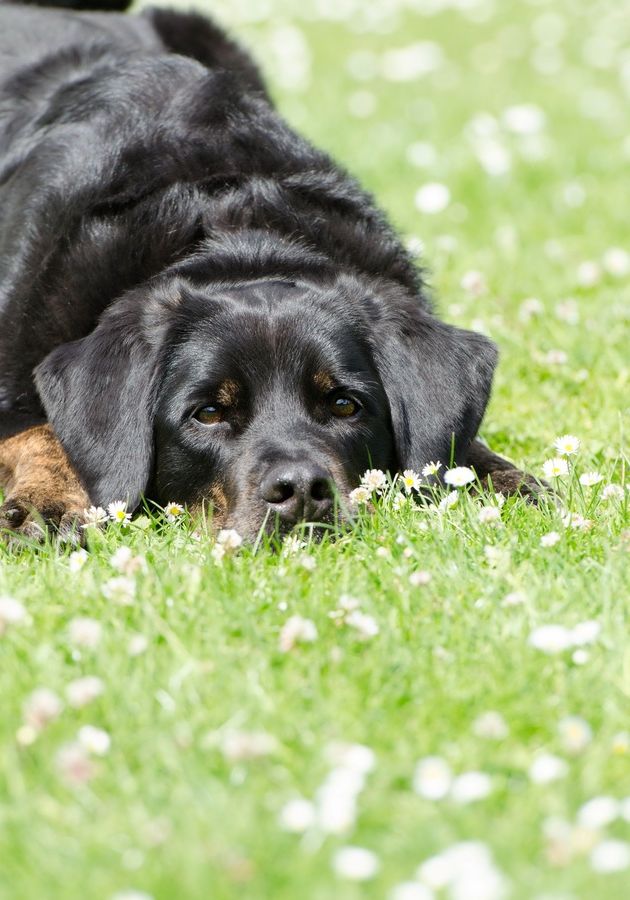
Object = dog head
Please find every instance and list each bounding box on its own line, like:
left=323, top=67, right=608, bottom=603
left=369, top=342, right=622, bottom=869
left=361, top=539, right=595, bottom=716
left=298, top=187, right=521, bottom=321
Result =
left=35, top=241, right=497, bottom=540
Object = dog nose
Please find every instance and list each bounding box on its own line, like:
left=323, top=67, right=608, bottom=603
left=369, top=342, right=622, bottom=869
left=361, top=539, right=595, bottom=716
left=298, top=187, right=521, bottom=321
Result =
left=260, top=463, right=333, bottom=523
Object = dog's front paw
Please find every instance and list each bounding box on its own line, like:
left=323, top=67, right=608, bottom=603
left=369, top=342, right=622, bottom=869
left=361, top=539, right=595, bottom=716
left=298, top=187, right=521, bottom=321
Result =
left=0, top=492, right=89, bottom=547
left=481, top=468, right=549, bottom=503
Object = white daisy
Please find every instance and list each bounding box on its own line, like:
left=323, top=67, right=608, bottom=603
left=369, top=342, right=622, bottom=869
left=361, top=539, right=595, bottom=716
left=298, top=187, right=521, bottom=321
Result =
left=472, top=711, right=508, bottom=740
left=478, top=506, right=501, bottom=525
left=68, top=617, right=102, bottom=649
left=409, top=570, right=431, bottom=586
left=332, top=846, right=380, bottom=881
left=443, top=466, right=476, bottom=487
left=540, top=531, right=561, bottom=547
left=414, top=182, right=450, bottom=214
left=578, top=796, right=620, bottom=830
left=421, top=461, right=442, bottom=477
left=579, top=471, right=603, bottom=487
left=558, top=716, right=592, bottom=754
left=0, top=596, right=26, bottom=635
left=602, top=484, right=624, bottom=500
left=361, top=469, right=388, bottom=492
left=68, top=549, right=88, bottom=572
left=82, top=505, right=108, bottom=528
left=345, top=610, right=379, bottom=639
left=450, top=771, right=492, bottom=804
left=279, top=616, right=318, bottom=652
left=553, top=434, right=581, bottom=456
left=413, top=756, right=452, bottom=800
left=216, top=528, right=243, bottom=551
left=529, top=624, right=574, bottom=653
left=460, top=270, right=487, bottom=297
left=349, top=485, right=371, bottom=504
left=401, top=469, right=421, bottom=492
left=529, top=752, right=568, bottom=784
left=164, top=501, right=184, bottom=522
left=543, top=457, right=569, bottom=478
left=66, top=676, right=104, bottom=709
left=107, top=501, right=130, bottom=525
left=78, top=725, right=111, bottom=756
left=23, top=688, right=63, bottom=730
left=101, top=576, right=136, bottom=605
left=278, top=798, right=315, bottom=833
left=590, top=840, right=630, bottom=873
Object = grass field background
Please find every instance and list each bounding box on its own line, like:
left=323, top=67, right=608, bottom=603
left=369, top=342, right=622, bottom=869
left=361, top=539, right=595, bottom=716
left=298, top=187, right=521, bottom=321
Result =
left=1, top=0, right=629, bottom=897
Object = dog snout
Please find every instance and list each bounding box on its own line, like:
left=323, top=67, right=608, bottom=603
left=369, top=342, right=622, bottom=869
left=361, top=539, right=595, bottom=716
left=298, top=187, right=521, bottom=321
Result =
left=260, top=462, right=333, bottom=524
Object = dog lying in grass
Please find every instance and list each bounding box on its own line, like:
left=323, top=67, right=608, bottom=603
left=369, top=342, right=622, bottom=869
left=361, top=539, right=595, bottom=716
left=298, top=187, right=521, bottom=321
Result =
left=0, top=0, right=539, bottom=543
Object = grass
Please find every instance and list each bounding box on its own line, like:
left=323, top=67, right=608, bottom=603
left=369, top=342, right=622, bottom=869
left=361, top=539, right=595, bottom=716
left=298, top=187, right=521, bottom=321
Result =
left=1, top=0, right=630, bottom=897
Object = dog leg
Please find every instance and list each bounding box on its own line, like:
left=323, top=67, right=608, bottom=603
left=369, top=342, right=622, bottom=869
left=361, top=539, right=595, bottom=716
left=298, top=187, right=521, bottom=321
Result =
left=467, top=438, right=546, bottom=500
left=0, top=422, right=90, bottom=544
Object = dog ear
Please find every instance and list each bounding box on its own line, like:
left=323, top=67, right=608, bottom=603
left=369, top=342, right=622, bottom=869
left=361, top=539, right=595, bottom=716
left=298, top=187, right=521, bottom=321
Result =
left=374, top=305, right=498, bottom=474
left=34, top=302, right=162, bottom=510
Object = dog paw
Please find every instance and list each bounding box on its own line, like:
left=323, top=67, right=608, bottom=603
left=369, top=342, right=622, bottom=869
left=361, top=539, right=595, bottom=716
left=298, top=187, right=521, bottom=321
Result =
left=481, top=468, right=550, bottom=503
left=0, top=495, right=88, bottom=547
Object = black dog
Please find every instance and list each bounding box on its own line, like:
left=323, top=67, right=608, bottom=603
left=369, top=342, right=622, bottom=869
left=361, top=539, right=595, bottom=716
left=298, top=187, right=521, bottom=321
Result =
left=0, top=0, right=536, bottom=541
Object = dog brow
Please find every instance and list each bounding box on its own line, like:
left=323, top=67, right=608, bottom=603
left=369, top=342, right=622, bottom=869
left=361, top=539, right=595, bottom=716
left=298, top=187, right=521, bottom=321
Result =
left=313, top=371, right=335, bottom=393
left=216, top=379, right=239, bottom=406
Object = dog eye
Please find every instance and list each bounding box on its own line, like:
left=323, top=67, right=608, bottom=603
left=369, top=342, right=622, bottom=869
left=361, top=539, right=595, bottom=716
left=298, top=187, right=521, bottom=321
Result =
left=193, top=405, right=224, bottom=425
left=329, top=394, right=360, bottom=418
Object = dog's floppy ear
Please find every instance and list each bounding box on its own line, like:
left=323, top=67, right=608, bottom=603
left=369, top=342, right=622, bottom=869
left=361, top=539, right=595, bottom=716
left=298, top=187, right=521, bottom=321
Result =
left=34, top=301, right=162, bottom=509
left=374, top=304, right=498, bottom=473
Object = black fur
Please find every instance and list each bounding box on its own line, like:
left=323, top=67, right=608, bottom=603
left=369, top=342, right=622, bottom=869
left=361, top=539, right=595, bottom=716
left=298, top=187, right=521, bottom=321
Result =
left=0, top=1, right=523, bottom=538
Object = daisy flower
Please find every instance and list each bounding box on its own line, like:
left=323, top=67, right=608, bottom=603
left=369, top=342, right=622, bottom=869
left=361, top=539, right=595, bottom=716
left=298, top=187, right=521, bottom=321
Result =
left=414, top=182, right=450, bottom=215
left=0, top=596, right=26, bottom=635
left=409, top=570, right=431, bottom=586
left=540, top=531, right=561, bottom=547
left=478, top=506, right=501, bottom=525
left=216, top=528, right=243, bottom=551
left=82, top=505, right=108, bottom=528
left=438, top=491, right=459, bottom=511
left=602, top=484, right=624, bottom=500
left=66, top=676, right=104, bottom=709
left=78, top=725, right=111, bottom=756
left=101, top=576, right=136, bottom=605
left=107, top=501, right=130, bottom=525
left=558, top=716, right=592, bottom=754
left=23, top=688, right=63, bottom=730
left=332, top=846, right=380, bottom=881
left=391, top=492, right=410, bottom=511
left=443, top=466, right=475, bottom=487
left=68, top=549, right=88, bottom=572
left=554, top=434, right=580, bottom=456
left=279, top=615, right=318, bottom=652
left=542, top=457, right=569, bottom=478
left=529, top=624, right=573, bottom=653
left=590, top=840, right=630, bottom=873
left=345, top=610, right=379, bottom=639
left=401, top=469, right=421, bottom=492
left=421, top=461, right=442, bottom=477
left=56, top=742, right=96, bottom=786
left=529, top=752, right=568, bottom=784
left=413, top=756, right=452, bottom=800
left=361, top=468, right=388, bottom=493
left=579, top=471, right=603, bottom=487
left=68, top=617, right=102, bottom=649
left=279, top=798, right=316, bottom=833
left=164, top=501, right=184, bottom=522
left=450, top=771, right=492, bottom=804
left=349, top=485, right=371, bottom=505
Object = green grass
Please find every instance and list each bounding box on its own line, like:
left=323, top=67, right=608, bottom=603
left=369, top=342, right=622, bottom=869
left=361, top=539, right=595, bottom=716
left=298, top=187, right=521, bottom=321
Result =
left=1, top=0, right=630, bottom=897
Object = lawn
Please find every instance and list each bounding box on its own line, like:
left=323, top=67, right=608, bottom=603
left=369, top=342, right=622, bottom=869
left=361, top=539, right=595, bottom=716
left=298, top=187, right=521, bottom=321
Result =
left=1, top=0, right=629, bottom=898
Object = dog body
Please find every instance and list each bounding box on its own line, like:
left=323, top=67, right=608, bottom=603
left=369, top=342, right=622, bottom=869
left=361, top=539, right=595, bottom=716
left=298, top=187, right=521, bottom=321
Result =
left=0, top=1, right=528, bottom=540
